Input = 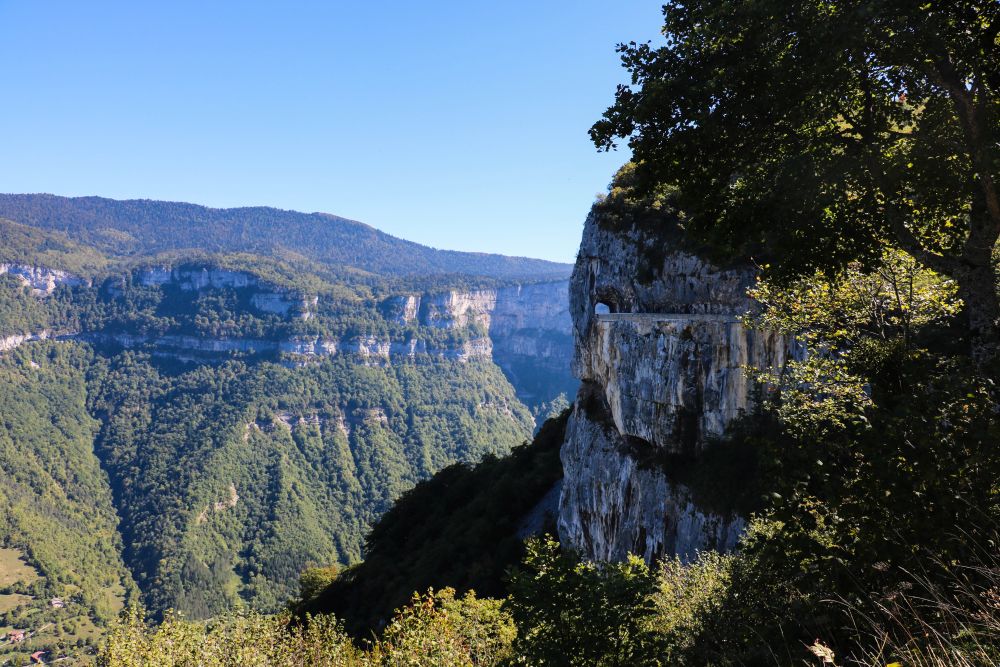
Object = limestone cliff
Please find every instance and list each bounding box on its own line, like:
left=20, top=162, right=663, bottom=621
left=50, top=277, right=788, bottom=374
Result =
left=133, top=265, right=317, bottom=319
left=558, top=200, right=800, bottom=562
left=0, top=263, right=89, bottom=295
left=86, top=332, right=494, bottom=365
left=0, top=261, right=575, bottom=416
left=382, top=281, right=576, bottom=412
left=132, top=266, right=571, bottom=388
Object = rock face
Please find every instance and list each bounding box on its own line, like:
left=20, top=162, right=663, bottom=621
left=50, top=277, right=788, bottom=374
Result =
left=0, top=264, right=88, bottom=295
left=0, top=329, right=77, bottom=352
left=559, top=384, right=745, bottom=561
left=138, top=265, right=257, bottom=291
left=1, top=259, right=574, bottom=415
left=85, top=332, right=493, bottom=366
left=558, top=204, right=800, bottom=562
left=382, top=281, right=576, bottom=411
left=135, top=265, right=316, bottom=319
left=381, top=282, right=571, bottom=337
left=586, top=314, right=794, bottom=452
left=251, top=292, right=318, bottom=320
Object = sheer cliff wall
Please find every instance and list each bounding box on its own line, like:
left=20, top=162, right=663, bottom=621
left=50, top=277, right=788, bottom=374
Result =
left=558, top=203, right=800, bottom=561
left=382, top=282, right=576, bottom=413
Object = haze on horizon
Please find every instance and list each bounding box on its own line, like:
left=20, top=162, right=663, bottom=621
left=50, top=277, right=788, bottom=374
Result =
left=0, top=1, right=665, bottom=263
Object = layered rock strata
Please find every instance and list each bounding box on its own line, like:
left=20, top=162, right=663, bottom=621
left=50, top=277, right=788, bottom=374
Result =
left=0, top=263, right=88, bottom=295
left=383, top=281, right=576, bottom=409
left=131, top=266, right=317, bottom=319
left=83, top=332, right=493, bottom=365
left=0, top=329, right=78, bottom=352
left=380, top=281, right=571, bottom=338
left=558, top=206, right=800, bottom=562
left=1, top=261, right=575, bottom=413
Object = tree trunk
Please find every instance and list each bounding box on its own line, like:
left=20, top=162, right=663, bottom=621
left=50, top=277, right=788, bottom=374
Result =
left=955, top=259, right=1000, bottom=368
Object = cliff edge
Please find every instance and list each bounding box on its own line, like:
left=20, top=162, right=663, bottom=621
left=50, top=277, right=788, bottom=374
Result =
left=558, top=183, right=800, bottom=561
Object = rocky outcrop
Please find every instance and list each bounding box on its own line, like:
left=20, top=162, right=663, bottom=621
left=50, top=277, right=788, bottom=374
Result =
left=585, top=314, right=796, bottom=452
left=251, top=292, right=318, bottom=319
left=84, top=332, right=493, bottom=366
left=0, top=329, right=79, bottom=352
left=558, top=204, right=800, bottom=562
left=3, top=261, right=566, bottom=389
left=138, top=265, right=257, bottom=291
left=381, top=282, right=570, bottom=336
left=419, top=290, right=497, bottom=329
left=135, top=265, right=316, bottom=319
left=382, top=281, right=575, bottom=411
left=196, top=484, right=240, bottom=525
left=559, top=384, right=744, bottom=561
left=0, top=263, right=88, bottom=296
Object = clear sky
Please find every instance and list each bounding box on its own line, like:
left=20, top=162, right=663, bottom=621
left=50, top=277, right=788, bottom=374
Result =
left=0, top=1, right=665, bottom=263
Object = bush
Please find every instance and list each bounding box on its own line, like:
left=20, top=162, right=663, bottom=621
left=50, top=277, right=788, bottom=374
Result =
left=98, top=588, right=513, bottom=667
left=506, top=537, right=661, bottom=666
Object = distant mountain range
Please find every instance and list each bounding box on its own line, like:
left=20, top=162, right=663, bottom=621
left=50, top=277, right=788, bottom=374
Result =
left=0, top=192, right=574, bottom=662
left=0, top=194, right=572, bottom=280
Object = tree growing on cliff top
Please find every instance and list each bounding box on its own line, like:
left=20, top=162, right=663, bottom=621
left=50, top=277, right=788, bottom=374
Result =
left=591, top=0, right=1000, bottom=364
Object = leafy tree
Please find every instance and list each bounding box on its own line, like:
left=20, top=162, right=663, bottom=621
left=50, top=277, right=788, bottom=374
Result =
left=592, top=0, right=1000, bottom=363
left=506, top=537, right=661, bottom=666
left=374, top=588, right=514, bottom=667
left=98, top=605, right=361, bottom=667
left=747, top=249, right=963, bottom=441
left=299, top=565, right=340, bottom=603
left=98, top=591, right=513, bottom=667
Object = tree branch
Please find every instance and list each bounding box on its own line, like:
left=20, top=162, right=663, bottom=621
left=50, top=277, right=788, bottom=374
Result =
left=925, top=58, right=1000, bottom=248
left=886, top=210, right=958, bottom=276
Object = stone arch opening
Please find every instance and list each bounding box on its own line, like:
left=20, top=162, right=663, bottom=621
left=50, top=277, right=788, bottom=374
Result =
left=593, top=286, right=625, bottom=315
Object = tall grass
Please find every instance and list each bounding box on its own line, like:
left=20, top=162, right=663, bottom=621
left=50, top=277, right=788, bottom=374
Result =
left=814, top=547, right=1000, bottom=666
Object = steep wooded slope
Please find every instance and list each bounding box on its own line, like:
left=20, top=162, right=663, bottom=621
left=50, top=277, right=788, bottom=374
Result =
left=0, top=200, right=572, bottom=627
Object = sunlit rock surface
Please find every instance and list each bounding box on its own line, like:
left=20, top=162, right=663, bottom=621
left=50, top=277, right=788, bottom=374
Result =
left=382, top=281, right=576, bottom=411
left=135, top=265, right=317, bottom=319
left=0, top=263, right=88, bottom=295
left=559, top=384, right=744, bottom=561
left=0, top=258, right=574, bottom=418
left=559, top=205, right=799, bottom=562
left=587, top=314, right=796, bottom=452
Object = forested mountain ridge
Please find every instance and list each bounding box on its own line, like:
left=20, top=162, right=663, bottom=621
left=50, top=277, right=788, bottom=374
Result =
left=0, top=194, right=571, bottom=280
left=0, top=198, right=574, bottom=663
left=0, top=214, right=575, bottom=413
left=65, top=1, right=1000, bottom=665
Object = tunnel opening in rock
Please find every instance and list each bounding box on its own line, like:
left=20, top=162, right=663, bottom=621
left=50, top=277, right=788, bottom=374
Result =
left=593, top=285, right=627, bottom=314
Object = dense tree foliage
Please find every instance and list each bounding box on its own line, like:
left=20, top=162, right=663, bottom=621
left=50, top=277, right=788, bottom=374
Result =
left=0, top=206, right=566, bottom=633
left=0, top=342, right=135, bottom=664
left=592, top=0, right=1000, bottom=362
left=78, top=352, right=532, bottom=619
left=301, top=411, right=567, bottom=636
left=0, top=217, right=107, bottom=275
left=506, top=538, right=661, bottom=666
left=0, top=343, right=134, bottom=619
left=99, top=588, right=514, bottom=667
left=737, top=251, right=1000, bottom=634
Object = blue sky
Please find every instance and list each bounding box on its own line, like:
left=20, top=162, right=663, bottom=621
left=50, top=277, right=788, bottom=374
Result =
left=0, top=1, right=665, bottom=263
